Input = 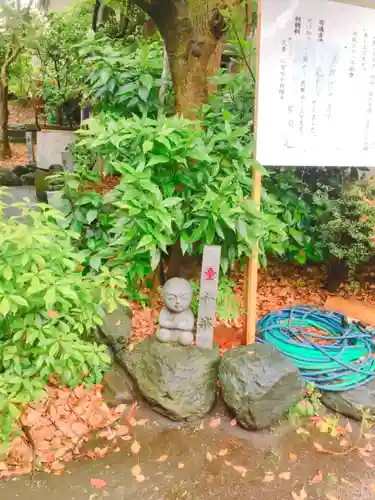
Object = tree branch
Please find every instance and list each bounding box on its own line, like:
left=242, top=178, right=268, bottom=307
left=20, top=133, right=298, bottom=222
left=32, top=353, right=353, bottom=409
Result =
left=3, top=46, right=22, bottom=71
left=232, top=21, right=255, bottom=82
left=244, top=0, right=252, bottom=40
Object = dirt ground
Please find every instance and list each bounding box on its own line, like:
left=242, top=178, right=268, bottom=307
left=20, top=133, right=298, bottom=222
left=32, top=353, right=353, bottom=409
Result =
left=0, top=401, right=374, bottom=500
left=0, top=103, right=35, bottom=170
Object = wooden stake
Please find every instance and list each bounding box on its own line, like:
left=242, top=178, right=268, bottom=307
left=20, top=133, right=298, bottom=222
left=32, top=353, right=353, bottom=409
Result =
left=244, top=169, right=262, bottom=344
left=245, top=0, right=262, bottom=344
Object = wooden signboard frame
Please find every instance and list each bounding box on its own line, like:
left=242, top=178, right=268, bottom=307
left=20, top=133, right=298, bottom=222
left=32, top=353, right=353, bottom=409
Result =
left=244, top=0, right=263, bottom=345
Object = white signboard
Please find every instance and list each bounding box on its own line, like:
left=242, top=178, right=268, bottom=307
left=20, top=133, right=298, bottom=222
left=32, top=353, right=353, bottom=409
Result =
left=256, top=0, right=375, bottom=167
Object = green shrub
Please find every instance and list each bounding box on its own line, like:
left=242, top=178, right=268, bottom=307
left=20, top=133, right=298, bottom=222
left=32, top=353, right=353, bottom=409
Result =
left=0, top=193, right=127, bottom=443
left=80, top=37, right=171, bottom=117
left=63, top=111, right=286, bottom=282
left=314, top=180, right=375, bottom=275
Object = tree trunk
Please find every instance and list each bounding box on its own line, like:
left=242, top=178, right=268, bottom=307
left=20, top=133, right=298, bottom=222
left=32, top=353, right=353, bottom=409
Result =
left=136, top=0, right=225, bottom=118
left=133, top=0, right=226, bottom=279
left=0, top=80, right=11, bottom=160
left=163, top=9, right=222, bottom=117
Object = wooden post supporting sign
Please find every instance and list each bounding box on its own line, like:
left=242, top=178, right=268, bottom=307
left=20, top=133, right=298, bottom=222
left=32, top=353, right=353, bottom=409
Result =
left=245, top=0, right=263, bottom=344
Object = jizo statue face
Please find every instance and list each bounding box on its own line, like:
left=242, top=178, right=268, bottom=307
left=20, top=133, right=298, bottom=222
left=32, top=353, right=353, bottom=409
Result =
left=163, top=278, right=193, bottom=313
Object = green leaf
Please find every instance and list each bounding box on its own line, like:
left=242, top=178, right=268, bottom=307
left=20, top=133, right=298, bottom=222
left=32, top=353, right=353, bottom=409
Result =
left=137, top=235, right=153, bottom=249
left=3, top=266, right=12, bottom=281
left=10, top=295, right=28, bottom=307
left=0, top=298, right=10, bottom=317
left=118, top=82, right=138, bottom=94
left=138, top=86, right=150, bottom=102
left=150, top=248, right=161, bottom=270
left=143, top=140, right=153, bottom=154
left=86, top=209, right=98, bottom=223
left=140, top=73, right=153, bottom=90
left=8, top=403, right=21, bottom=419
left=163, top=197, right=182, bottom=208
left=44, top=287, right=56, bottom=306
left=90, top=255, right=101, bottom=271
left=147, top=155, right=170, bottom=166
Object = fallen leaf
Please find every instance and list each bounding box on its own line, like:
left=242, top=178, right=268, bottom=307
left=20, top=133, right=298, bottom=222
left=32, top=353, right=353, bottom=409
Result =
left=289, top=453, right=297, bottom=462
left=90, top=478, right=107, bottom=489
left=297, top=427, right=310, bottom=436
left=50, top=461, right=65, bottom=472
left=263, top=472, right=275, bottom=483
left=325, top=493, right=339, bottom=500
left=233, top=465, right=247, bottom=477
left=291, top=487, right=307, bottom=500
left=95, top=446, right=108, bottom=458
left=131, top=440, right=141, bottom=455
left=224, top=460, right=232, bottom=467
left=230, top=419, right=237, bottom=427
left=178, top=462, right=184, bottom=469
left=136, top=474, right=146, bottom=483
left=114, top=447, right=120, bottom=453
left=279, top=471, right=291, bottom=480
left=121, top=435, right=132, bottom=441
left=116, top=425, right=129, bottom=437
left=156, top=455, right=168, bottom=463
left=358, top=447, right=371, bottom=458
left=313, top=442, right=324, bottom=452
left=114, top=404, right=127, bottom=414
left=132, top=465, right=141, bottom=477
left=310, top=470, right=323, bottom=484
left=339, top=439, right=349, bottom=447
left=210, top=417, right=221, bottom=428
left=218, top=448, right=229, bottom=457
left=345, top=421, right=353, bottom=433
left=206, top=452, right=214, bottom=462
left=340, top=478, right=353, bottom=486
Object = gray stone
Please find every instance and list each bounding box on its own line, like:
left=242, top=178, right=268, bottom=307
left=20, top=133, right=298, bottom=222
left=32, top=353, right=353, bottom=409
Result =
left=99, top=305, right=132, bottom=350
left=12, top=165, right=29, bottom=177
left=156, top=277, right=195, bottom=346
left=102, top=364, right=134, bottom=407
left=0, top=169, right=22, bottom=186
left=219, top=344, right=305, bottom=430
left=20, top=172, right=35, bottom=185
left=121, top=336, right=221, bottom=421
left=321, top=381, right=375, bottom=421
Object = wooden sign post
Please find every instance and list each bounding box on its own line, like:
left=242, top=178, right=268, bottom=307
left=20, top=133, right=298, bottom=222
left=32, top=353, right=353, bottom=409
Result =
left=245, top=0, right=263, bottom=344
left=246, top=0, right=375, bottom=342
left=196, top=245, right=221, bottom=349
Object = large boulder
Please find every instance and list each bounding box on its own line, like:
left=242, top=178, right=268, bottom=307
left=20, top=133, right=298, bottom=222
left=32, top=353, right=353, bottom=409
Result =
left=219, top=344, right=304, bottom=430
left=20, top=172, right=35, bottom=185
left=98, top=305, right=132, bottom=351
left=121, top=337, right=221, bottom=421
left=0, top=169, right=22, bottom=186
left=321, top=381, right=375, bottom=421
left=102, top=363, right=134, bottom=407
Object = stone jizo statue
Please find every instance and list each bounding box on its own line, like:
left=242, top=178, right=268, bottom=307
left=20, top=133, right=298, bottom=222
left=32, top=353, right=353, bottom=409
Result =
left=156, top=278, right=195, bottom=346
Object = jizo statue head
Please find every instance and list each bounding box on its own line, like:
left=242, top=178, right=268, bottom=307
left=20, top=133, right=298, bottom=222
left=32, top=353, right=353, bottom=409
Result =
left=162, top=278, right=193, bottom=313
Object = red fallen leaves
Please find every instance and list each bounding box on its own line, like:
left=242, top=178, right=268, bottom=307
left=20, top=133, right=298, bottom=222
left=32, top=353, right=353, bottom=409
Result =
left=1, top=385, right=128, bottom=480
left=90, top=478, right=107, bottom=489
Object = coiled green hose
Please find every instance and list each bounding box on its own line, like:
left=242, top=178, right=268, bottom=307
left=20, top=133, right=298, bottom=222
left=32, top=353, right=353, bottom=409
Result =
left=257, top=305, right=375, bottom=391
